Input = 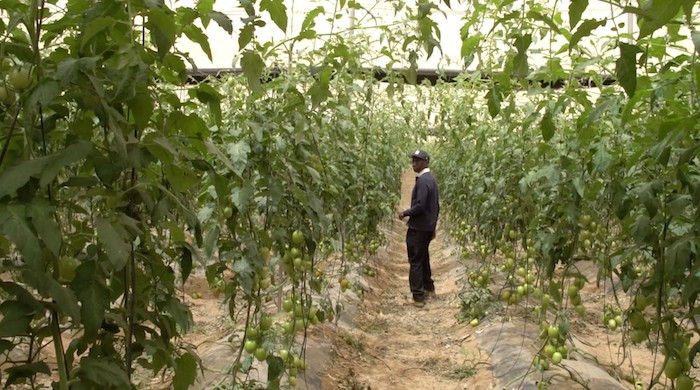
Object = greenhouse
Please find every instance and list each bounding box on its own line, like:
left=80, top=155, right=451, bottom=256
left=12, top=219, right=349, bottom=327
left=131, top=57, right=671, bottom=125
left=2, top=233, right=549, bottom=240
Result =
left=0, top=1, right=698, bottom=389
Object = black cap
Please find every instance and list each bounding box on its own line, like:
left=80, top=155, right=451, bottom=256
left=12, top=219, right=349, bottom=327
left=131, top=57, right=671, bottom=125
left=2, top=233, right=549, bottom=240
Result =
left=411, top=149, right=430, bottom=161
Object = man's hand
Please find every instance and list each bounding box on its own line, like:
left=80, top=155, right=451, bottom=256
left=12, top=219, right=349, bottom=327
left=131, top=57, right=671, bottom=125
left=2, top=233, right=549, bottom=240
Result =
left=398, top=211, right=406, bottom=220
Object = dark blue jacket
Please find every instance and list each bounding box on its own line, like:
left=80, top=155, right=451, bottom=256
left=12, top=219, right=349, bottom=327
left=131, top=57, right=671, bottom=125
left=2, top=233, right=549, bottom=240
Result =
left=403, top=171, right=439, bottom=231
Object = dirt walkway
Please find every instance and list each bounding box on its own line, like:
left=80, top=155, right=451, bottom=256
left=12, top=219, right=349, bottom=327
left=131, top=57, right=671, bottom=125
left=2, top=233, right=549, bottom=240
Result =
left=320, top=170, right=495, bottom=389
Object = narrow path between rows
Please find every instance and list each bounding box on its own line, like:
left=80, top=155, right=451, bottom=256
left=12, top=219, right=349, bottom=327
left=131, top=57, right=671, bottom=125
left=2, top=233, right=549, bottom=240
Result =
left=319, top=170, right=494, bottom=389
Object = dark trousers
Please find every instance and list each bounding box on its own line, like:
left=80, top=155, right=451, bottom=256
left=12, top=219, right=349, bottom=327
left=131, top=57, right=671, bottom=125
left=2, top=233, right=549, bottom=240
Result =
left=406, top=228, right=435, bottom=302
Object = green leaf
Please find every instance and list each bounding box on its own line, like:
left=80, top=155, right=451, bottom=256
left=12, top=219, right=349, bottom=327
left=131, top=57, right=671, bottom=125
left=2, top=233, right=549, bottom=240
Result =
left=0, top=301, right=34, bottom=337
left=4, top=362, right=50, bottom=388
left=40, top=141, right=93, bottom=188
left=616, top=43, right=642, bottom=98
left=301, top=6, right=324, bottom=32
left=512, top=34, right=531, bottom=78
left=593, top=142, right=612, bottom=172
left=232, top=183, right=255, bottom=213
left=163, top=164, right=198, bottom=192
left=0, top=205, right=42, bottom=268
left=183, top=24, right=212, bottom=61
left=486, top=85, right=501, bottom=118
left=27, top=200, right=61, bottom=257
left=682, top=266, right=700, bottom=302
left=71, top=260, right=110, bottom=339
left=691, top=30, right=700, bottom=55
left=630, top=214, right=652, bottom=245
left=54, top=57, right=99, bottom=87
left=682, top=0, right=696, bottom=23
left=241, top=50, right=264, bottom=95
left=569, top=0, right=588, bottom=28
left=203, top=225, right=220, bottom=259
left=165, top=297, right=192, bottom=331
left=460, top=34, right=482, bottom=60
left=572, top=177, right=584, bottom=198
left=261, top=0, right=288, bottom=32
left=27, top=79, right=60, bottom=107
left=540, top=110, right=556, bottom=141
left=76, top=357, right=130, bottom=389
left=197, top=0, right=215, bottom=13
left=180, top=246, right=193, bottom=284
left=173, top=352, right=198, bottom=390
left=228, top=140, right=251, bottom=176
left=0, top=156, right=51, bottom=198
left=667, top=194, right=691, bottom=217
left=527, top=11, right=561, bottom=33
left=95, top=217, right=130, bottom=271
left=490, top=10, right=520, bottom=34
left=80, top=16, right=115, bottom=52
left=239, top=24, right=255, bottom=48
left=267, top=355, right=284, bottom=389
left=242, top=354, right=254, bottom=372
left=638, top=0, right=683, bottom=39
left=209, top=11, right=233, bottom=34
left=42, top=275, right=81, bottom=323
left=204, top=141, right=240, bottom=177
left=666, top=236, right=692, bottom=281
left=128, top=89, right=155, bottom=130
left=569, top=19, right=606, bottom=50
left=148, top=7, right=177, bottom=58
left=309, top=68, right=332, bottom=106
left=639, top=183, right=659, bottom=218
left=0, top=281, right=44, bottom=313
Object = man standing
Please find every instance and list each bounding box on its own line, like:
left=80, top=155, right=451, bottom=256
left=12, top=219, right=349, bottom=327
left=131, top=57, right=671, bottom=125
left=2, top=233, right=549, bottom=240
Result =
left=398, top=149, right=440, bottom=307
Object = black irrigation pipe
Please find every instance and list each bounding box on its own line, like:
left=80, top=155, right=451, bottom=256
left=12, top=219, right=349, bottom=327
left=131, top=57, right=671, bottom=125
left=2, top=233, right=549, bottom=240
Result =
left=185, top=66, right=616, bottom=89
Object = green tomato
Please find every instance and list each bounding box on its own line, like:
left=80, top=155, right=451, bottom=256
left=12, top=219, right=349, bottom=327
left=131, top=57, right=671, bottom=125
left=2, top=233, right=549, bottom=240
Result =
left=246, top=326, right=259, bottom=338
left=260, top=316, right=272, bottom=331
left=58, top=256, right=81, bottom=284
left=9, top=66, right=32, bottom=90
left=579, top=214, right=591, bottom=227
left=629, top=310, right=646, bottom=330
left=630, top=329, right=647, bottom=344
left=551, top=351, right=562, bottom=365
left=570, top=294, right=581, bottom=306
left=543, top=344, right=556, bottom=357
left=259, top=277, right=271, bottom=290
left=244, top=339, right=257, bottom=353
left=254, top=347, right=268, bottom=361
left=0, top=83, right=8, bottom=102
left=222, top=206, right=233, bottom=218
left=675, top=374, right=693, bottom=390
left=547, top=325, right=559, bottom=339
left=540, top=294, right=551, bottom=309
left=292, top=230, right=304, bottom=246
left=664, top=357, right=683, bottom=379
left=278, top=349, right=289, bottom=361
left=2, top=85, right=15, bottom=106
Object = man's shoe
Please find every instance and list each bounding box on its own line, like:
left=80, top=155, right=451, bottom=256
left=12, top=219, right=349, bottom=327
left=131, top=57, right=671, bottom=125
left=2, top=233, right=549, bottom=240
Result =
left=412, top=300, right=425, bottom=308
left=425, top=290, right=436, bottom=300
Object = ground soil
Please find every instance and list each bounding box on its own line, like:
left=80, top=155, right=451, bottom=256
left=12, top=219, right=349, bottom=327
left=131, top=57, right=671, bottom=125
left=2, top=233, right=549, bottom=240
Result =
left=5, top=170, right=698, bottom=389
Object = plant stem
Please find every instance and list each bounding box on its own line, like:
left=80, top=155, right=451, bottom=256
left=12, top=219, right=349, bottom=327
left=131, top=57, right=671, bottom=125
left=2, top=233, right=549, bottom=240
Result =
left=51, top=311, right=69, bottom=390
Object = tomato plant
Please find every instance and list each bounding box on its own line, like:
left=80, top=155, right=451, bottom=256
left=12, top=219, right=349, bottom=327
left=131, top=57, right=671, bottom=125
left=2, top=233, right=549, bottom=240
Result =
left=428, top=0, right=700, bottom=387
